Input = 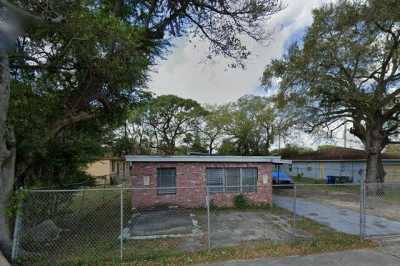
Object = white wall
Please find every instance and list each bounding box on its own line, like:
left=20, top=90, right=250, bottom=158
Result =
left=281, top=161, right=366, bottom=183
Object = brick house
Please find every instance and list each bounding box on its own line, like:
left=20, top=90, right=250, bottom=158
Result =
left=125, top=155, right=290, bottom=208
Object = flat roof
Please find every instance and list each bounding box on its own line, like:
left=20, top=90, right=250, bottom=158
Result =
left=291, top=159, right=400, bottom=163
left=125, top=155, right=291, bottom=164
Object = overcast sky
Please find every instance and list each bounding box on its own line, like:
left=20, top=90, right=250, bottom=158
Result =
left=148, top=0, right=334, bottom=105
left=147, top=0, right=363, bottom=149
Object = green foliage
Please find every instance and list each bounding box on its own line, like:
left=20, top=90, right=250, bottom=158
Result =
left=9, top=81, right=102, bottom=187
left=262, top=0, right=400, bottom=181
left=199, top=105, right=231, bottom=154
left=113, top=94, right=293, bottom=156
left=6, top=1, right=283, bottom=184
left=190, top=133, right=208, bottom=154
left=6, top=189, right=28, bottom=218
left=292, top=175, right=300, bottom=183
left=271, top=144, right=313, bottom=157
left=217, top=139, right=241, bottom=155
left=317, top=145, right=337, bottom=151
left=233, top=194, right=249, bottom=209
left=136, top=95, right=207, bottom=155
left=262, top=0, right=400, bottom=143
left=215, top=95, right=288, bottom=155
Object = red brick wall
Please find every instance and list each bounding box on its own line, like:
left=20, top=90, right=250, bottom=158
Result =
left=130, top=162, right=272, bottom=208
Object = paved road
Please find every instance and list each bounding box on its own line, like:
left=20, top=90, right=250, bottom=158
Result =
left=198, top=249, right=400, bottom=266
left=273, top=195, right=400, bottom=236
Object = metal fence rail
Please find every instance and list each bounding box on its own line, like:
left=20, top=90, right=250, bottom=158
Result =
left=11, top=182, right=400, bottom=265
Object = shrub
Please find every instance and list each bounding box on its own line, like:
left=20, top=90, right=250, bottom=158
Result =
left=209, top=199, right=217, bottom=210
left=233, top=194, right=249, bottom=209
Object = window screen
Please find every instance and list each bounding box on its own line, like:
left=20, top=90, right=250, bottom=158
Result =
left=157, top=168, right=176, bottom=194
left=241, top=168, right=258, bottom=192
left=207, top=168, right=224, bottom=192
left=225, top=168, right=241, bottom=192
left=206, top=167, right=258, bottom=193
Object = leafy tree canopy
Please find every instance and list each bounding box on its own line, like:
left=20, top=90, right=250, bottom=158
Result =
left=136, top=95, right=206, bottom=154
left=0, top=0, right=284, bottom=260
left=221, top=95, right=280, bottom=155
left=270, top=144, right=313, bottom=157
left=263, top=0, right=400, bottom=183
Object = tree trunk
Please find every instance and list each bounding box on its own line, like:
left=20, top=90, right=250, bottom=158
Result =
left=209, top=139, right=214, bottom=155
left=365, top=152, right=385, bottom=194
left=0, top=52, right=15, bottom=261
left=364, top=127, right=386, bottom=196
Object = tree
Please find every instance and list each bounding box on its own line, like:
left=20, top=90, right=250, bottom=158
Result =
left=109, top=98, right=154, bottom=156
left=190, top=132, right=209, bottom=154
left=270, top=144, right=313, bottom=157
left=263, top=0, right=400, bottom=188
left=142, top=95, right=206, bottom=154
left=217, top=138, right=241, bottom=155
left=223, top=95, right=277, bottom=155
left=1, top=0, right=283, bottom=260
left=0, top=1, right=68, bottom=259
left=9, top=81, right=105, bottom=187
left=198, top=105, right=230, bottom=154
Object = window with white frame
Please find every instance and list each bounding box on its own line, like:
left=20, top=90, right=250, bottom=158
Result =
left=206, top=168, right=258, bottom=193
left=157, top=168, right=176, bottom=194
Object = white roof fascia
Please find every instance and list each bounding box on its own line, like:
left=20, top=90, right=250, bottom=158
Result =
left=125, top=155, right=291, bottom=164
left=291, top=159, right=400, bottom=162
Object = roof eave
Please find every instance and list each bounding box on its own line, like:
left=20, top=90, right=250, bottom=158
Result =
left=125, top=155, right=292, bottom=164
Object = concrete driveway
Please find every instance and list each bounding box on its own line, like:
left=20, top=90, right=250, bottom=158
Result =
left=198, top=249, right=400, bottom=266
left=123, top=208, right=308, bottom=250
left=273, top=196, right=400, bottom=236
left=209, top=210, right=307, bottom=248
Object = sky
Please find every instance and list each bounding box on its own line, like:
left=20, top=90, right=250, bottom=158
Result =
left=147, top=0, right=364, bottom=149
left=148, top=0, right=334, bottom=105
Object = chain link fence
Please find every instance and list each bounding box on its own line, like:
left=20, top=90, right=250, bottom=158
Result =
left=11, top=182, right=400, bottom=265
left=363, top=182, right=400, bottom=238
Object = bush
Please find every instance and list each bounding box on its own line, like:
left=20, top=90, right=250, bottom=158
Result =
left=209, top=199, right=217, bottom=210
left=233, top=194, right=249, bottom=209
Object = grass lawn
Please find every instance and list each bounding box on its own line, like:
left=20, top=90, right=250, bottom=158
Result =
left=381, top=189, right=400, bottom=204
left=17, top=189, right=376, bottom=266
left=292, top=176, right=360, bottom=194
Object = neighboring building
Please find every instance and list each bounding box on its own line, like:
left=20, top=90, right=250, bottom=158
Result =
left=280, top=147, right=400, bottom=183
left=126, top=155, right=290, bottom=209
left=84, top=157, right=130, bottom=184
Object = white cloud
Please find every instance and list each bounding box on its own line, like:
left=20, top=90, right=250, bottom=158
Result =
left=148, top=0, right=334, bottom=104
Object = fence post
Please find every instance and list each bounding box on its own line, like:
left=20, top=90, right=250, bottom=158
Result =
left=120, top=188, right=124, bottom=260
left=292, top=184, right=297, bottom=238
left=359, top=181, right=363, bottom=239
left=11, top=188, right=24, bottom=263
left=363, top=181, right=366, bottom=239
left=206, top=186, right=211, bottom=250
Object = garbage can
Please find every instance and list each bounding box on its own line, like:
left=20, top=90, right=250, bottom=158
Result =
left=326, top=176, right=336, bottom=184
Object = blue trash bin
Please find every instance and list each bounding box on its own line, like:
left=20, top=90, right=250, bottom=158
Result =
left=326, top=176, right=336, bottom=184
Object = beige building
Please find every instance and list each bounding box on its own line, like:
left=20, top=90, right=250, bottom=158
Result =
left=85, top=157, right=129, bottom=184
